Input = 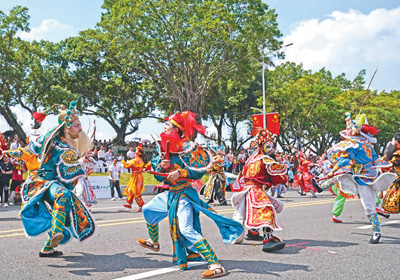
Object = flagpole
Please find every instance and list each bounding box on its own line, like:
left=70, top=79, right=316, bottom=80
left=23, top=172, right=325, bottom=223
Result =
left=262, top=55, right=266, bottom=129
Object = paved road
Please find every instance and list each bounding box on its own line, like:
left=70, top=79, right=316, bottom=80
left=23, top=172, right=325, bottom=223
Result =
left=1, top=189, right=399, bottom=280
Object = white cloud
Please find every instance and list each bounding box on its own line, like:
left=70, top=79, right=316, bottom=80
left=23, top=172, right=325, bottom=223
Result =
left=19, top=18, right=74, bottom=42
left=282, top=7, right=400, bottom=91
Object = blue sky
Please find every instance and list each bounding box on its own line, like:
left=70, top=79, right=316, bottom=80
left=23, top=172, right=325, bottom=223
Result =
left=1, top=0, right=400, bottom=142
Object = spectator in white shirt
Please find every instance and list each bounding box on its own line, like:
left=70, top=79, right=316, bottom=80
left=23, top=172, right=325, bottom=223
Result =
left=105, top=148, right=113, bottom=162
left=10, top=136, right=20, bottom=150
left=237, top=149, right=247, bottom=172
left=126, top=146, right=135, bottom=160
left=98, top=146, right=106, bottom=162
left=108, top=158, right=123, bottom=200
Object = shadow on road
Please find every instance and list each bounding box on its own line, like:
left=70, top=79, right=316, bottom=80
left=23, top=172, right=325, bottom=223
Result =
left=351, top=232, right=400, bottom=244
left=0, top=217, right=21, bottom=222
left=282, top=238, right=358, bottom=254
left=206, top=259, right=311, bottom=277
left=48, top=251, right=173, bottom=276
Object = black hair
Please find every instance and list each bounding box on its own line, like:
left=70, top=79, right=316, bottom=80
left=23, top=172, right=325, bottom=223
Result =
left=395, top=132, right=400, bottom=142
left=171, top=123, right=184, bottom=138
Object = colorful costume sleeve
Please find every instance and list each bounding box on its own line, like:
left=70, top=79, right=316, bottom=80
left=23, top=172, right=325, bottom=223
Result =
left=56, top=149, right=86, bottom=184
left=122, top=159, right=134, bottom=169
left=332, top=151, right=352, bottom=171
left=151, top=145, right=211, bottom=183
left=5, top=146, right=40, bottom=171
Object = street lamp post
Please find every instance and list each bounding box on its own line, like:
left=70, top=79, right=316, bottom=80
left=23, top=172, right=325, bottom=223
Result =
left=262, top=55, right=266, bottom=129
left=260, top=43, right=293, bottom=130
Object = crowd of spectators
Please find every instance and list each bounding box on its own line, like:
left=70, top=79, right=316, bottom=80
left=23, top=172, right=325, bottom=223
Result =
left=0, top=132, right=24, bottom=207
left=1, top=128, right=334, bottom=206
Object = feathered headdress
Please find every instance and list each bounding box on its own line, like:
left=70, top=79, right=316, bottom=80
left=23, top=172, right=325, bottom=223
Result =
left=165, top=111, right=206, bottom=140
left=33, top=101, right=80, bottom=128
left=250, top=127, right=276, bottom=147
left=33, top=101, right=81, bottom=163
left=344, top=112, right=379, bottom=143
left=136, top=143, right=144, bottom=156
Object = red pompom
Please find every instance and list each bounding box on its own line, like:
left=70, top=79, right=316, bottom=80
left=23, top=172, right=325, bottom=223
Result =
left=33, top=112, right=47, bottom=123
left=361, top=124, right=380, bottom=136
left=165, top=111, right=206, bottom=140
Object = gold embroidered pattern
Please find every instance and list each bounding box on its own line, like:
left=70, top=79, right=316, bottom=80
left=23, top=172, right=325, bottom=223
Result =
left=61, top=149, right=79, bottom=164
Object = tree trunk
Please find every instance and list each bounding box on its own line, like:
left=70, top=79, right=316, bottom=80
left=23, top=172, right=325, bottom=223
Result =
left=0, top=105, right=27, bottom=142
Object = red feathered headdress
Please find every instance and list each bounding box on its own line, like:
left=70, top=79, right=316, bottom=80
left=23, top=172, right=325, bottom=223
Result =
left=165, top=111, right=206, bottom=140
left=361, top=124, right=380, bottom=136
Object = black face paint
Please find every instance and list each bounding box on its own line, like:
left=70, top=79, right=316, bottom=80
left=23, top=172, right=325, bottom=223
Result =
left=384, top=141, right=397, bottom=161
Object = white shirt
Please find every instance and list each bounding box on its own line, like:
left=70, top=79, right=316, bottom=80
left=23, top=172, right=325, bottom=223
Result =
left=238, top=153, right=246, bottom=163
left=108, top=164, right=121, bottom=180
left=10, top=142, right=19, bottom=150
left=105, top=151, right=113, bottom=161
left=98, top=150, right=106, bottom=160
left=127, top=150, right=135, bottom=159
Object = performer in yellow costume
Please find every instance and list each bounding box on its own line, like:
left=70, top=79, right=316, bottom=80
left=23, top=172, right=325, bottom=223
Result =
left=122, top=143, right=151, bottom=212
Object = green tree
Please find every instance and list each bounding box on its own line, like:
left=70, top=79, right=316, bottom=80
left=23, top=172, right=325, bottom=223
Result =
left=264, top=63, right=366, bottom=154
left=204, top=62, right=258, bottom=148
left=99, top=0, right=283, bottom=120
left=0, top=6, right=30, bottom=140
left=55, top=29, right=157, bottom=144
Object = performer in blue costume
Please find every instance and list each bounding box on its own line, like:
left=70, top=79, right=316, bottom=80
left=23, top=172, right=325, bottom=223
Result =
left=137, top=111, right=243, bottom=279
left=21, top=102, right=96, bottom=257
left=322, top=113, right=394, bottom=243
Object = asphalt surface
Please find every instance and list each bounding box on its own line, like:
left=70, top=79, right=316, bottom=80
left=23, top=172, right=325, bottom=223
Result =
left=1, top=189, right=400, bottom=280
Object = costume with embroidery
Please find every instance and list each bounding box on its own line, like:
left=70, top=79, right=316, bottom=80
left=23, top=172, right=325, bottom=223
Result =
left=320, top=113, right=394, bottom=243
left=122, top=144, right=151, bottom=210
left=231, top=128, right=287, bottom=252
left=201, top=144, right=227, bottom=205
left=21, top=101, right=96, bottom=256
left=296, top=151, right=317, bottom=195
left=74, top=154, right=97, bottom=207
left=382, top=134, right=400, bottom=213
left=138, top=111, right=242, bottom=278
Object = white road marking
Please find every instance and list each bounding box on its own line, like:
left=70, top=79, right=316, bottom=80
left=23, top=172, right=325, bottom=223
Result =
left=91, top=206, right=124, bottom=210
left=357, top=219, right=400, bottom=229
left=114, top=261, right=207, bottom=280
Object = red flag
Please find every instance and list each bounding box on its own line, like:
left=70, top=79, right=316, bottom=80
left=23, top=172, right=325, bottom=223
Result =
left=266, top=112, right=279, bottom=135
left=252, top=114, right=264, bottom=132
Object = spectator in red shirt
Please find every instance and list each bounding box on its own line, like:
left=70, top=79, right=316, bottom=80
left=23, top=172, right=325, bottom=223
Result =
left=10, top=159, right=26, bottom=204
left=14, top=185, right=22, bottom=204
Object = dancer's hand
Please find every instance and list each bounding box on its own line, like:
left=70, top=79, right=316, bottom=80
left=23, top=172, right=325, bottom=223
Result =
left=167, top=170, right=180, bottom=181
left=160, top=160, right=170, bottom=169
left=326, top=171, right=335, bottom=179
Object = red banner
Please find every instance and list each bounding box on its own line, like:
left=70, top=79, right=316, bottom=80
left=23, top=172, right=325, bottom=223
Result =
left=267, top=112, right=279, bottom=135
left=252, top=112, right=279, bottom=135
left=252, top=114, right=264, bottom=131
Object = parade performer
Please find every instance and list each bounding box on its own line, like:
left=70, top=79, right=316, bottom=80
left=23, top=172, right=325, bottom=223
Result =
left=296, top=151, right=317, bottom=197
left=382, top=133, right=400, bottom=214
left=314, top=175, right=354, bottom=223
left=121, top=143, right=151, bottom=211
left=15, top=102, right=96, bottom=257
left=74, top=151, right=97, bottom=208
left=137, top=111, right=243, bottom=278
left=323, top=113, right=394, bottom=243
left=201, top=144, right=228, bottom=205
left=231, top=128, right=288, bottom=252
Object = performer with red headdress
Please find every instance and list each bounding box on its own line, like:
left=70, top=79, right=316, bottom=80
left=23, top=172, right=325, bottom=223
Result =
left=121, top=143, right=151, bottom=212
left=137, top=111, right=243, bottom=278
left=296, top=151, right=317, bottom=197
left=231, top=128, right=288, bottom=252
